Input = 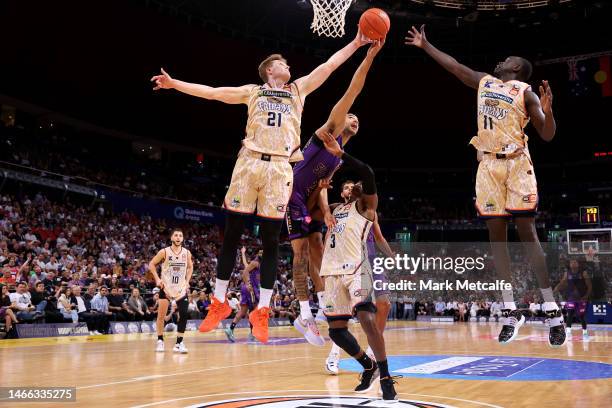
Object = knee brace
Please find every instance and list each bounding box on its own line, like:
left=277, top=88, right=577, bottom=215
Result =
left=328, top=327, right=361, bottom=357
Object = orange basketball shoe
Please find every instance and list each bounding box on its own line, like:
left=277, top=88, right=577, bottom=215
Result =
left=249, top=306, right=270, bottom=343
left=198, top=297, right=231, bottom=332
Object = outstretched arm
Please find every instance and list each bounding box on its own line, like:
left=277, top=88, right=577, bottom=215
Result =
left=321, top=132, right=377, bottom=220
left=295, top=29, right=370, bottom=98
left=525, top=80, right=556, bottom=142
left=316, top=40, right=384, bottom=136
left=405, top=25, right=485, bottom=89
left=373, top=214, right=394, bottom=258
left=151, top=68, right=252, bottom=104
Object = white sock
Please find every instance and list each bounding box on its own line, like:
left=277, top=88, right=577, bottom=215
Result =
left=214, top=279, right=229, bottom=302
left=503, top=302, right=517, bottom=310
left=540, top=287, right=555, bottom=303
left=317, top=291, right=324, bottom=308
left=300, top=300, right=313, bottom=319
left=330, top=342, right=341, bottom=356
left=366, top=345, right=374, bottom=359
left=258, top=288, right=273, bottom=309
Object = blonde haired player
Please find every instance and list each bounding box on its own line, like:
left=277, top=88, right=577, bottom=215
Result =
left=406, top=24, right=566, bottom=347
left=151, top=30, right=371, bottom=343
left=148, top=228, right=193, bottom=353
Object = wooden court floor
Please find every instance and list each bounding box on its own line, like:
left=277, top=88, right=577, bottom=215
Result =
left=1, top=321, right=610, bottom=408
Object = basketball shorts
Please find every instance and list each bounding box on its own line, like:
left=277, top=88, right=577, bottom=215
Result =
left=224, top=147, right=293, bottom=220
left=159, top=289, right=188, bottom=304
left=564, top=301, right=587, bottom=314
left=240, top=283, right=260, bottom=311
left=323, top=269, right=374, bottom=321
left=475, top=153, right=538, bottom=218
left=286, top=193, right=325, bottom=240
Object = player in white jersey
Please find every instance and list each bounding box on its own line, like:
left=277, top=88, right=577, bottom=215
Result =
left=317, top=133, right=397, bottom=402
left=148, top=229, right=193, bottom=353
left=151, top=31, right=371, bottom=343
left=406, top=25, right=566, bottom=347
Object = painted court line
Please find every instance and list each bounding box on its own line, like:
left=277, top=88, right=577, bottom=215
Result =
left=129, top=390, right=504, bottom=408
left=77, top=356, right=309, bottom=390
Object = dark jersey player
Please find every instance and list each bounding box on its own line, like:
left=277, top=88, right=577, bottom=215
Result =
left=555, top=258, right=592, bottom=341
left=287, top=39, right=385, bottom=346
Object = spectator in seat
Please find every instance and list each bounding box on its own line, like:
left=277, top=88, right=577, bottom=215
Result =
left=108, top=287, right=131, bottom=321
left=490, top=299, right=503, bottom=321
left=9, top=282, right=41, bottom=321
left=29, top=281, right=49, bottom=314
left=70, top=285, right=104, bottom=335
left=1, top=284, right=19, bottom=332
left=458, top=300, right=467, bottom=322
left=197, top=292, right=210, bottom=319
left=126, top=288, right=151, bottom=321
left=57, top=285, right=78, bottom=323
left=187, top=290, right=201, bottom=319
left=434, top=298, right=446, bottom=316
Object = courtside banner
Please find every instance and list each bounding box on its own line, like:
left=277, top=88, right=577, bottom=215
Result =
left=16, top=323, right=89, bottom=338
left=587, top=302, right=612, bottom=324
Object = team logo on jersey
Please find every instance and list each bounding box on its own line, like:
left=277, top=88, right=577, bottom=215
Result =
left=522, top=194, right=537, bottom=203
left=480, top=91, right=513, bottom=104
left=230, top=197, right=241, bottom=208
left=484, top=201, right=496, bottom=212
left=484, top=80, right=494, bottom=88
left=509, top=84, right=521, bottom=96
left=257, top=101, right=292, bottom=114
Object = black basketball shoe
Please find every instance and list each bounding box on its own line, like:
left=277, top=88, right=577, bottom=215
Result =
left=545, top=308, right=567, bottom=348
left=380, top=376, right=399, bottom=403
left=355, top=366, right=380, bottom=393
left=498, top=309, right=525, bottom=344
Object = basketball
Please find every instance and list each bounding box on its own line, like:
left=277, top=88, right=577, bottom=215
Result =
left=359, top=8, right=390, bottom=40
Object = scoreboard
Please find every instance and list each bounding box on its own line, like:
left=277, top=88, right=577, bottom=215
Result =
left=579, top=206, right=600, bottom=225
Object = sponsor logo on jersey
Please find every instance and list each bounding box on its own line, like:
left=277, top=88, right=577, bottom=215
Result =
left=258, top=89, right=293, bottom=99
left=479, top=104, right=508, bottom=120
left=484, top=201, right=496, bottom=212
left=509, top=84, right=521, bottom=96
left=522, top=194, right=537, bottom=203
left=334, top=213, right=349, bottom=220
left=353, top=289, right=369, bottom=297
left=230, top=197, right=241, bottom=208
left=480, top=91, right=514, bottom=104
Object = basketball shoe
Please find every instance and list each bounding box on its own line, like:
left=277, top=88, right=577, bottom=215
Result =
left=224, top=327, right=236, bottom=343
left=199, top=297, right=231, bottom=332
left=355, top=365, right=380, bottom=393
left=498, top=309, right=525, bottom=344
left=249, top=306, right=270, bottom=343
left=380, top=376, right=399, bottom=402
left=325, top=353, right=339, bottom=375
left=294, top=315, right=325, bottom=346
left=155, top=339, right=164, bottom=352
left=545, top=308, right=567, bottom=348
left=173, top=342, right=188, bottom=354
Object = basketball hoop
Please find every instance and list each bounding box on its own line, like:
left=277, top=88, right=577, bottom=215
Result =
left=310, top=0, right=353, bottom=38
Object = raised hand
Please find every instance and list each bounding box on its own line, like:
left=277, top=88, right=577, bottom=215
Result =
left=539, top=80, right=553, bottom=114
left=151, top=68, right=174, bottom=90
left=353, top=26, right=374, bottom=47
left=321, top=131, right=343, bottom=158
left=367, top=38, right=385, bottom=58
left=404, top=24, right=428, bottom=48
left=240, top=246, right=246, bottom=255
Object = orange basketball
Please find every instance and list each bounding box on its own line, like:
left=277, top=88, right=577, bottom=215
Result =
left=358, top=8, right=390, bottom=41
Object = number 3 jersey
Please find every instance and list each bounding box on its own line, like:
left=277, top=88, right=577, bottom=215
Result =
left=469, top=74, right=532, bottom=155
left=320, top=200, right=373, bottom=277
left=242, top=83, right=304, bottom=163
left=160, top=247, right=190, bottom=299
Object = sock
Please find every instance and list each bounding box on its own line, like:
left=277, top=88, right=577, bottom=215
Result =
left=157, top=335, right=163, bottom=341
left=377, top=359, right=390, bottom=378
left=230, top=322, right=236, bottom=331
left=503, top=302, right=517, bottom=310
left=214, top=279, right=229, bottom=302
left=258, top=288, right=273, bottom=309
left=317, top=291, right=324, bottom=307
left=540, top=287, right=555, bottom=303
left=501, top=289, right=515, bottom=307
left=366, top=345, right=374, bottom=358
left=176, top=336, right=183, bottom=344
left=583, top=329, right=588, bottom=335
left=330, top=342, right=341, bottom=356
left=356, top=352, right=375, bottom=370
left=300, top=300, right=313, bottom=319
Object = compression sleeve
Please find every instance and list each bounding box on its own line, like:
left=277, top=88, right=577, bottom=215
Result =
left=340, top=152, right=376, bottom=195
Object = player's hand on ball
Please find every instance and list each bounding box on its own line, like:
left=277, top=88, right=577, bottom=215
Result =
left=539, top=80, right=553, bottom=114
left=405, top=24, right=427, bottom=48
left=321, top=131, right=343, bottom=158
left=151, top=68, right=174, bottom=90
left=367, top=38, right=385, bottom=58
left=354, top=26, right=373, bottom=47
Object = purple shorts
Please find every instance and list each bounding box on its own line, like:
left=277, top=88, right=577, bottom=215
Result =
left=240, top=284, right=260, bottom=311
left=286, top=193, right=325, bottom=240
left=565, top=301, right=587, bottom=314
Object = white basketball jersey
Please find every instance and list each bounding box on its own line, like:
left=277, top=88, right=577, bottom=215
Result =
left=320, top=201, right=373, bottom=277
left=160, top=247, right=189, bottom=299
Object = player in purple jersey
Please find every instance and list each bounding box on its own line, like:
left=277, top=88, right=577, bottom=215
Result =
left=324, top=180, right=395, bottom=374
left=224, top=247, right=262, bottom=343
left=555, top=258, right=592, bottom=341
left=288, top=40, right=384, bottom=346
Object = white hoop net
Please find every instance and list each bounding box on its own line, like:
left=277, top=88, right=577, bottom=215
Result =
left=310, top=0, right=353, bottom=38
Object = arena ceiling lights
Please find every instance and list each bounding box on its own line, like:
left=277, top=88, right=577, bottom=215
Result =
left=408, top=0, right=574, bottom=10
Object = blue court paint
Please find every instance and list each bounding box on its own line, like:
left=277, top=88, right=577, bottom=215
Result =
left=338, top=355, right=612, bottom=381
